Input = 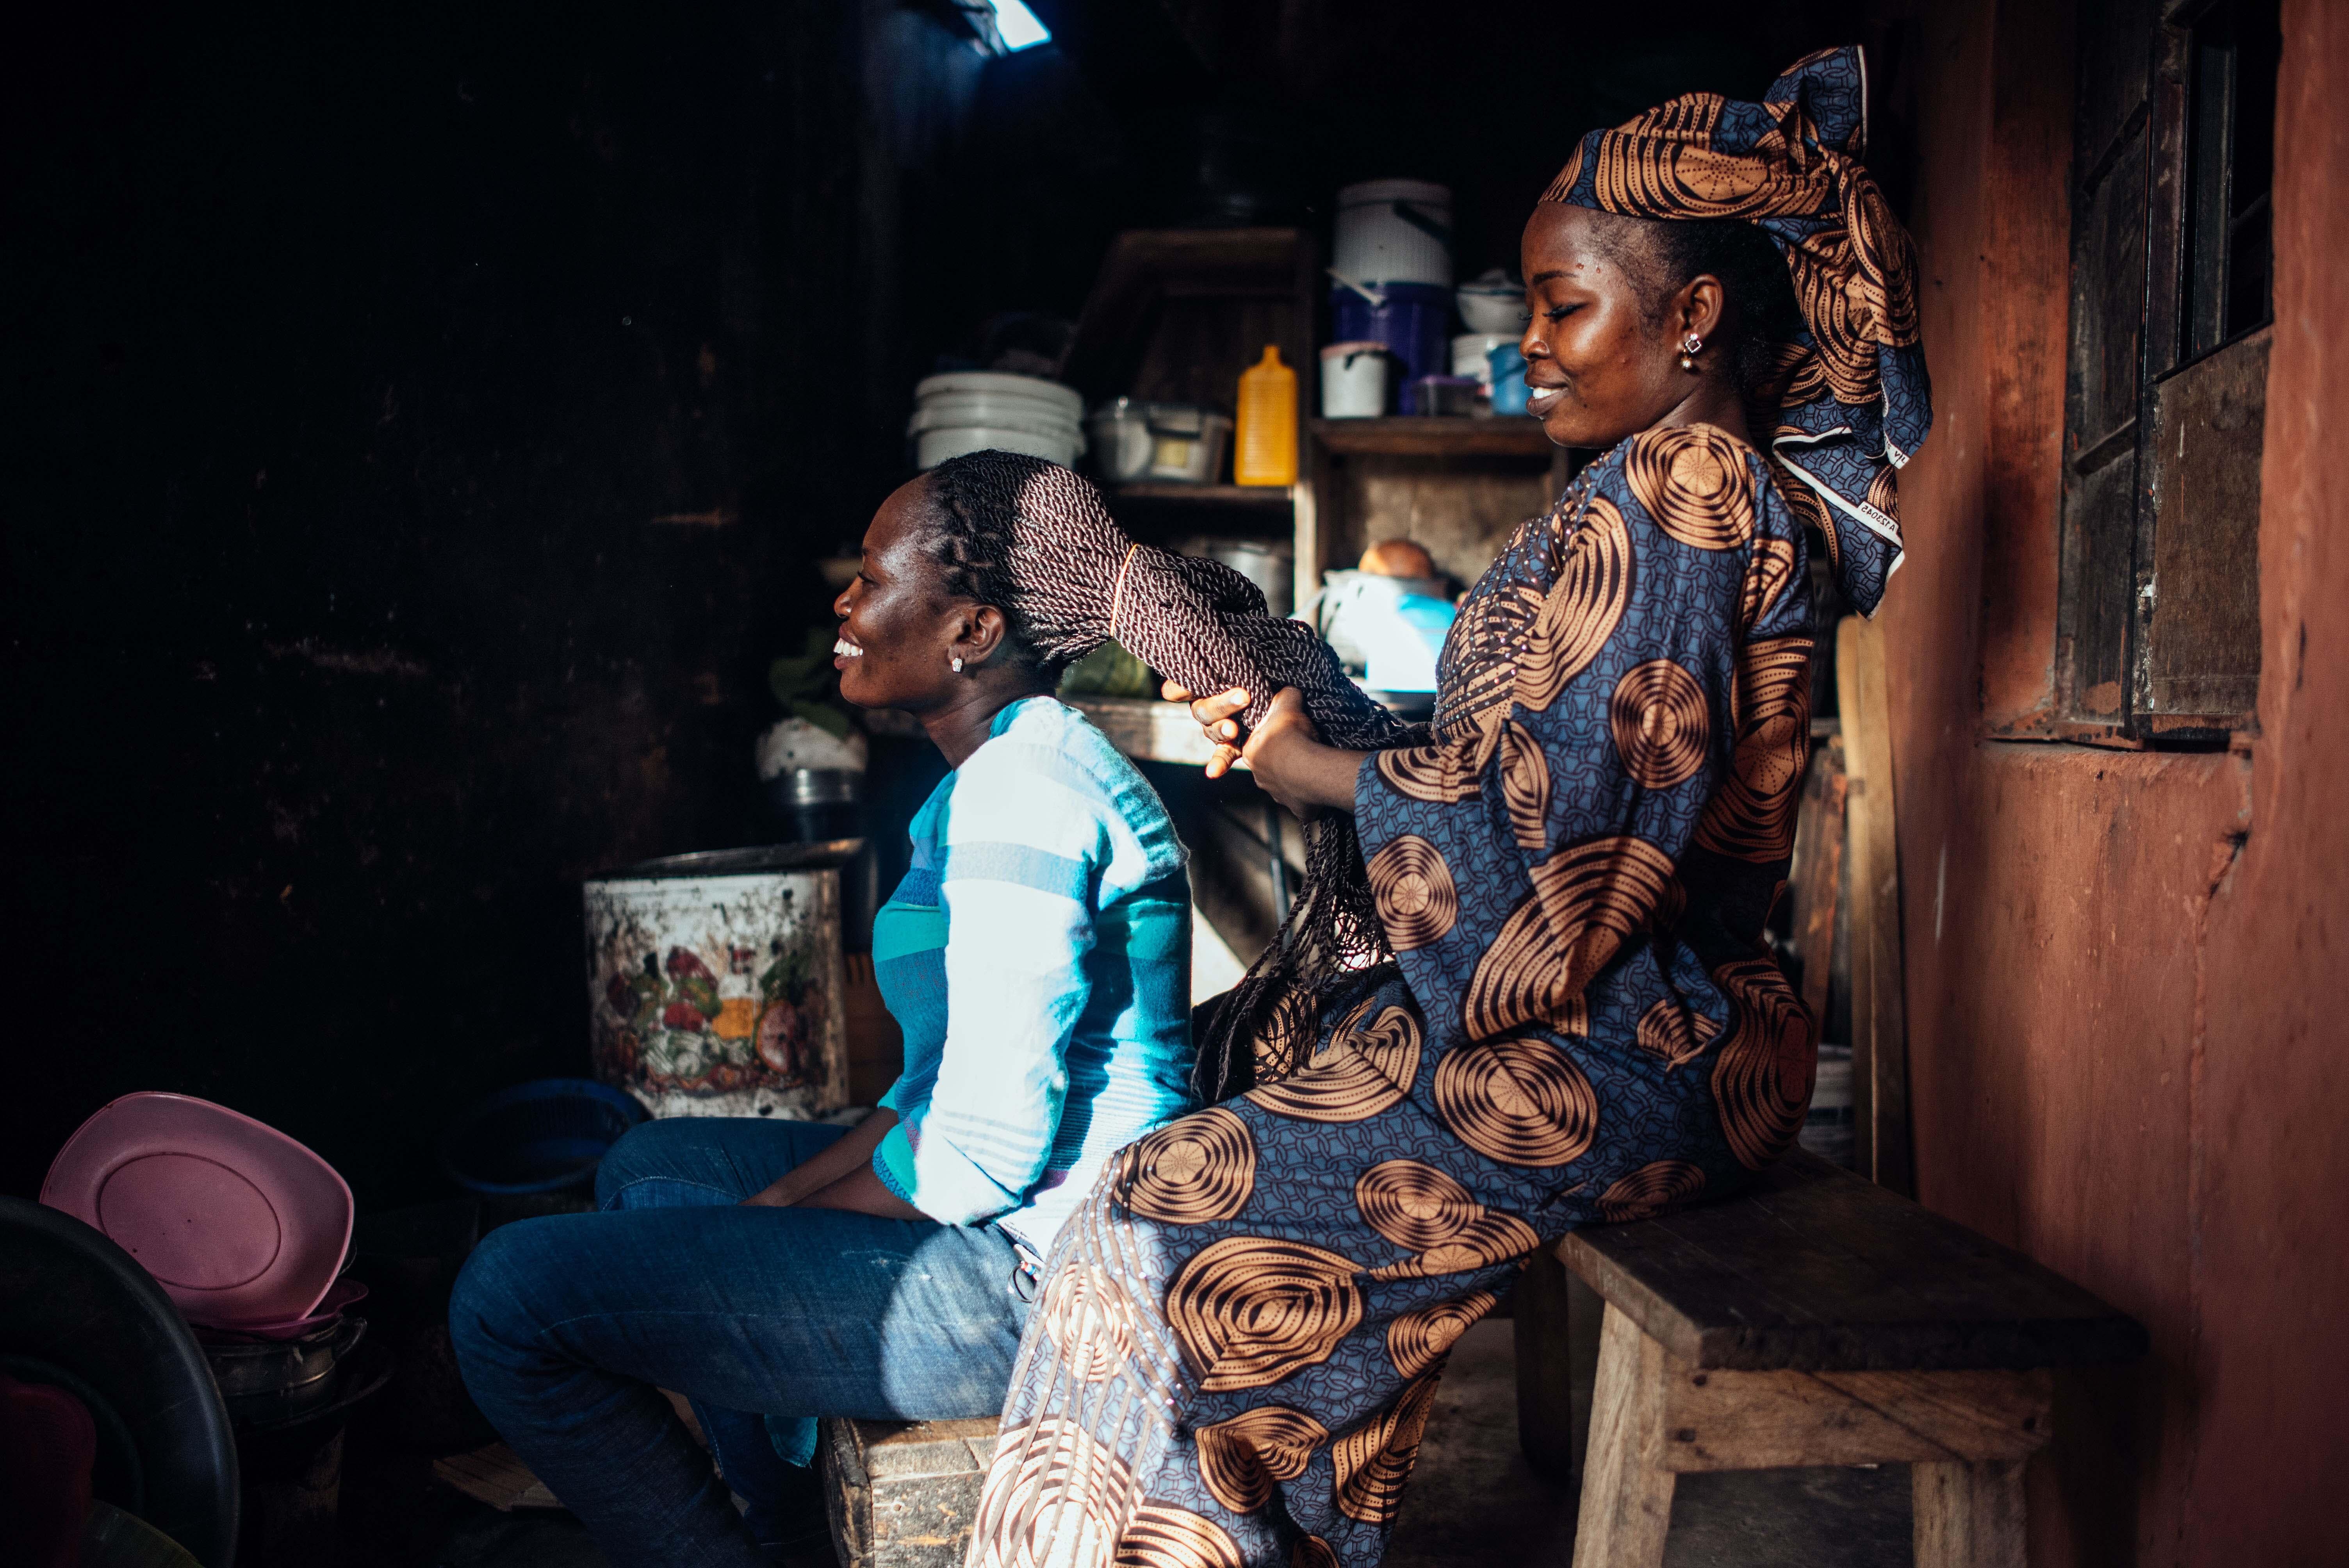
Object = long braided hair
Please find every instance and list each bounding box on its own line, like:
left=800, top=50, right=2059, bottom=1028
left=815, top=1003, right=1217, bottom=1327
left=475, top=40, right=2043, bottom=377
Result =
left=918, top=449, right=1413, bottom=1101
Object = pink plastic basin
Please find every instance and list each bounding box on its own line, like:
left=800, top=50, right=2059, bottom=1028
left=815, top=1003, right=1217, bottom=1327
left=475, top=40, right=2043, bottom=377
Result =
left=41, top=1093, right=353, bottom=1327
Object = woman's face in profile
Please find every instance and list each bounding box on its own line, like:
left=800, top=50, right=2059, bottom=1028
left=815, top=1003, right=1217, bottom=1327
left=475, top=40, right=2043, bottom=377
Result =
left=831, top=477, right=963, bottom=712
left=1518, top=203, right=1686, bottom=449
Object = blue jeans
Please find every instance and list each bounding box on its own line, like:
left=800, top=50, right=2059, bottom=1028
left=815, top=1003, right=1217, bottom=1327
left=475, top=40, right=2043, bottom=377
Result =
left=450, top=1117, right=1032, bottom=1568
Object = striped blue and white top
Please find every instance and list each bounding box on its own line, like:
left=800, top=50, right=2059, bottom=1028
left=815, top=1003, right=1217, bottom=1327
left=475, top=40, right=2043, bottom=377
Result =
left=870, top=696, right=1198, bottom=1254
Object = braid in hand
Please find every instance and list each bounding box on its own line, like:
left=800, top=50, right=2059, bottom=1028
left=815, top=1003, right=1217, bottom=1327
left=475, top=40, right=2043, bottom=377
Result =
left=920, top=451, right=1415, bottom=1099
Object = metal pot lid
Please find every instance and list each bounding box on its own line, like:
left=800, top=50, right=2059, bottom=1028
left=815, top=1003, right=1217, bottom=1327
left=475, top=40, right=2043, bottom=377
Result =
left=597, top=840, right=866, bottom=880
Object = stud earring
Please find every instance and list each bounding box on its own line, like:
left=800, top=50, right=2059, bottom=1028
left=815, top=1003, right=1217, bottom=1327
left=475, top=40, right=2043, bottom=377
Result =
left=950, top=654, right=964, bottom=672
left=1678, top=332, right=1704, bottom=372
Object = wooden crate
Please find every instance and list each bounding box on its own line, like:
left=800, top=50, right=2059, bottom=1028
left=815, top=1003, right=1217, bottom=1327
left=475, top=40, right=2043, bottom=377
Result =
left=820, top=1417, right=1000, bottom=1568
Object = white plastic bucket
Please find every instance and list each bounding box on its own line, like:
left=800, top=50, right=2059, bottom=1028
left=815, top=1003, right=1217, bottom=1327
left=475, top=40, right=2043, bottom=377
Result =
left=1319, top=341, right=1391, bottom=418
left=1333, top=179, right=1454, bottom=287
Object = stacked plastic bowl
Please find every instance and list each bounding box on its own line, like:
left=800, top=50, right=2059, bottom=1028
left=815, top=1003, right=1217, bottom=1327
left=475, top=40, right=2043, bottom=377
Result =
left=907, top=372, right=1086, bottom=470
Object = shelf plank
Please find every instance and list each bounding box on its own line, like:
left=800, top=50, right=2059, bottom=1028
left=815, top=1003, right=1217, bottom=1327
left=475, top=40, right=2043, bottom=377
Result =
left=1311, top=417, right=1558, bottom=458
left=878, top=696, right=1250, bottom=771
left=1108, top=483, right=1293, bottom=508
left=1061, top=695, right=1249, bottom=771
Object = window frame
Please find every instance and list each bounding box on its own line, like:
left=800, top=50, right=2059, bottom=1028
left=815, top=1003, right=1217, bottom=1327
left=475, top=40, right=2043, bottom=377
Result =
left=2053, top=0, right=2276, bottom=744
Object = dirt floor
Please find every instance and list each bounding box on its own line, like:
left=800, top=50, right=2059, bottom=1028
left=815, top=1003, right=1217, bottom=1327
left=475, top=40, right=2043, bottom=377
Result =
left=330, top=1319, right=1911, bottom=1568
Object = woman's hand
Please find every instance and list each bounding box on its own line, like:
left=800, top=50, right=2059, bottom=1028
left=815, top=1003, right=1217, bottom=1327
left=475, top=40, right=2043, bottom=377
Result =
left=1163, top=681, right=1368, bottom=818
left=1166, top=681, right=1253, bottom=779
left=741, top=1110, right=895, bottom=1208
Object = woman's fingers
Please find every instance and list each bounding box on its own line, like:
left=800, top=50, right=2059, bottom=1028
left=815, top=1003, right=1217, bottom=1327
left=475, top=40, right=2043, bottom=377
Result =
left=1238, top=687, right=1317, bottom=768
left=1190, top=687, right=1250, bottom=725
left=1165, top=684, right=1250, bottom=776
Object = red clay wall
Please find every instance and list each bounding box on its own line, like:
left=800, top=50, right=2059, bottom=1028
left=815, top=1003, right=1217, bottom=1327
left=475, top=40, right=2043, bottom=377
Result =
left=1887, top=0, right=2345, bottom=1562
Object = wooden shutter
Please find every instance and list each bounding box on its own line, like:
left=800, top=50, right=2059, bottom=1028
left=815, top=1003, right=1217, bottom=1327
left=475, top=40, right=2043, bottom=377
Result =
left=2139, top=327, right=2266, bottom=720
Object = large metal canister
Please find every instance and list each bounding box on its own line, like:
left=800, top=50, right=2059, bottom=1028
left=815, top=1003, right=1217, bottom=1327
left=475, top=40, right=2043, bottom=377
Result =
left=583, top=841, right=859, bottom=1119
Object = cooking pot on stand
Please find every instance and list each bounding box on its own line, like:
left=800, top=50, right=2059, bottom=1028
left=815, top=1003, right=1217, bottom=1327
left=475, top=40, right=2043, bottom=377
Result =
left=198, top=1316, right=366, bottom=1428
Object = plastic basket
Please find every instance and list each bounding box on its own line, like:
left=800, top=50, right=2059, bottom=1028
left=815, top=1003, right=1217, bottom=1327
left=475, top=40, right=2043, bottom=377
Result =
left=439, top=1078, right=648, bottom=1196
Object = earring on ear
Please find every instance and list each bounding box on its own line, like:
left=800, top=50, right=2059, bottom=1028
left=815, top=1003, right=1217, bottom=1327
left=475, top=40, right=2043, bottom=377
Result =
left=1678, top=332, right=1704, bottom=372
left=950, top=654, right=965, bottom=673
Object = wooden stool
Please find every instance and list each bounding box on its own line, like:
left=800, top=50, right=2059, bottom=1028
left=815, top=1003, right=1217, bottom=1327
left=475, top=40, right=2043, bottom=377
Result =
left=819, top=1415, right=998, bottom=1568
left=1515, top=1151, right=2147, bottom=1568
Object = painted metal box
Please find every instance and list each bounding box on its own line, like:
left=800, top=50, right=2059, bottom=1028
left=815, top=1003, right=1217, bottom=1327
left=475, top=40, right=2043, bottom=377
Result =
left=583, top=842, right=858, bottom=1120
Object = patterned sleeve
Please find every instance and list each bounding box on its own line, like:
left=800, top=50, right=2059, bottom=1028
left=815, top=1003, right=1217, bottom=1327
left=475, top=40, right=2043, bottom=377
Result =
left=1352, top=425, right=1812, bottom=1043
left=869, top=736, right=1119, bottom=1226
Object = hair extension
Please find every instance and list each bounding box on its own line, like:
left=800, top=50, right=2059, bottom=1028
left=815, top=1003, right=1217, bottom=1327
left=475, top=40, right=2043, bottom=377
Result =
left=920, top=457, right=1066, bottom=684
left=914, top=449, right=1413, bottom=1100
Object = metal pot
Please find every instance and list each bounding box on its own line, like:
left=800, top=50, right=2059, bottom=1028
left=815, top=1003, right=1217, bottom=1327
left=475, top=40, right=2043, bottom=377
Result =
left=767, top=768, right=861, bottom=845
left=200, top=1315, right=366, bottom=1428
left=1179, top=536, right=1294, bottom=618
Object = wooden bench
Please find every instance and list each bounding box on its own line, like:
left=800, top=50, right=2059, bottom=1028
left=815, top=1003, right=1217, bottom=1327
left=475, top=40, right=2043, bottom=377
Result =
left=1513, top=1149, right=2148, bottom=1568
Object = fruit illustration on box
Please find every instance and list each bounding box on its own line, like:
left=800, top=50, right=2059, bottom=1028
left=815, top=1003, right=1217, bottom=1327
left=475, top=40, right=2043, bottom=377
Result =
left=595, top=932, right=822, bottom=1093
left=584, top=866, right=842, bottom=1115
left=606, top=957, right=665, bottom=1031
left=665, top=949, right=722, bottom=1022
left=755, top=944, right=814, bottom=1084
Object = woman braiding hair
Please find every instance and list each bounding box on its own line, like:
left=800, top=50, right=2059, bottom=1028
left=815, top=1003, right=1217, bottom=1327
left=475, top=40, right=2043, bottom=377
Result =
left=919, top=450, right=1411, bottom=1101
left=966, top=45, right=1930, bottom=1568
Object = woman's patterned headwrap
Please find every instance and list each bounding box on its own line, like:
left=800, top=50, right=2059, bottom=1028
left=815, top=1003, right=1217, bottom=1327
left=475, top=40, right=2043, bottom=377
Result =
left=1540, top=45, right=1928, bottom=614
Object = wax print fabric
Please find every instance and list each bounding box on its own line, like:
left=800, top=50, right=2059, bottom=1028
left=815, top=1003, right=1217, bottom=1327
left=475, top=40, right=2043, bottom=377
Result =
left=967, top=424, right=1820, bottom=1568
left=1543, top=44, right=1929, bottom=615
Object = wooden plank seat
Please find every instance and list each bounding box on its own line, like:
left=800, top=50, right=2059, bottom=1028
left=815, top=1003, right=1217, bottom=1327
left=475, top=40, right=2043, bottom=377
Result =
left=1514, top=1149, right=2148, bottom=1568
left=819, top=1416, right=999, bottom=1568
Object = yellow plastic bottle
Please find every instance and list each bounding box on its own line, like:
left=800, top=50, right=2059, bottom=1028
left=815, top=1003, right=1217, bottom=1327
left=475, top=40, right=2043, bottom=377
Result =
left=1234, top=345, right=1298, bottom=486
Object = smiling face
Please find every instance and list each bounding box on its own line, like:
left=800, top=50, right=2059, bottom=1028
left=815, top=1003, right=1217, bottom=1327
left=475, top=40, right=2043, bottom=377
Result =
left=830, top=477, right=979, bottom=713
left=1517, top=203, right=1725, bottom=449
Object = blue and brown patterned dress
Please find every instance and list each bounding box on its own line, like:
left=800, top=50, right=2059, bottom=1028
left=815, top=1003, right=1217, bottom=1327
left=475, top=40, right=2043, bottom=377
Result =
left=968, top=422, right=1819, bottom=1568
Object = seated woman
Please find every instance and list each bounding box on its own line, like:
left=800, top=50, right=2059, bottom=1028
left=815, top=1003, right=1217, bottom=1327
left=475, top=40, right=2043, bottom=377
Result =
left=451, top=451, right=1199, bottom=1567
left=962, top=48, right=1926, bottom=1568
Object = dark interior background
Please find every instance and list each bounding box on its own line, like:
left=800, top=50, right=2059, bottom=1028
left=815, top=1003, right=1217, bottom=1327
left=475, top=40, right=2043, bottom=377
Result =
left=1, top=0, right=1907, bottom=1206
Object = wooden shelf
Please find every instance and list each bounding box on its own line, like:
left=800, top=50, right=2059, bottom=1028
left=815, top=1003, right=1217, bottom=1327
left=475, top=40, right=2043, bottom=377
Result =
left=1107, top=483, right=1293, bottom=508
left=1310, top=417, right=1558, bottom=458
left=1061, top=695, right=1247, bottom=770
left=1067, top=228, right=1315, bottom=406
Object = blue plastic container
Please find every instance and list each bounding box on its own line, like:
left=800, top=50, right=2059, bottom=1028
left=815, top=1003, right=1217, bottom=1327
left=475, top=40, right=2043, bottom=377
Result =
left=1488, top=342, right=1531, bottom=417
left=440, top=1078, right=649, bottom=1195
left=1330, top=282, right=1453, bottom=388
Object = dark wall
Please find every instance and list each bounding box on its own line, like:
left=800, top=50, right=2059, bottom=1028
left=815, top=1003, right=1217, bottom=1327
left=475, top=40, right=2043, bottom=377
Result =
left=0, top=0, right=1005, bottom=1205
left=1, top=0, right=1915, bottom=1208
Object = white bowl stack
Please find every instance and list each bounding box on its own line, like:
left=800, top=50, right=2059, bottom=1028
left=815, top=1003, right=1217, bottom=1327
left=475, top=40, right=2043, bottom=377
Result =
left=907, top=372, right=1087, bottom=470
